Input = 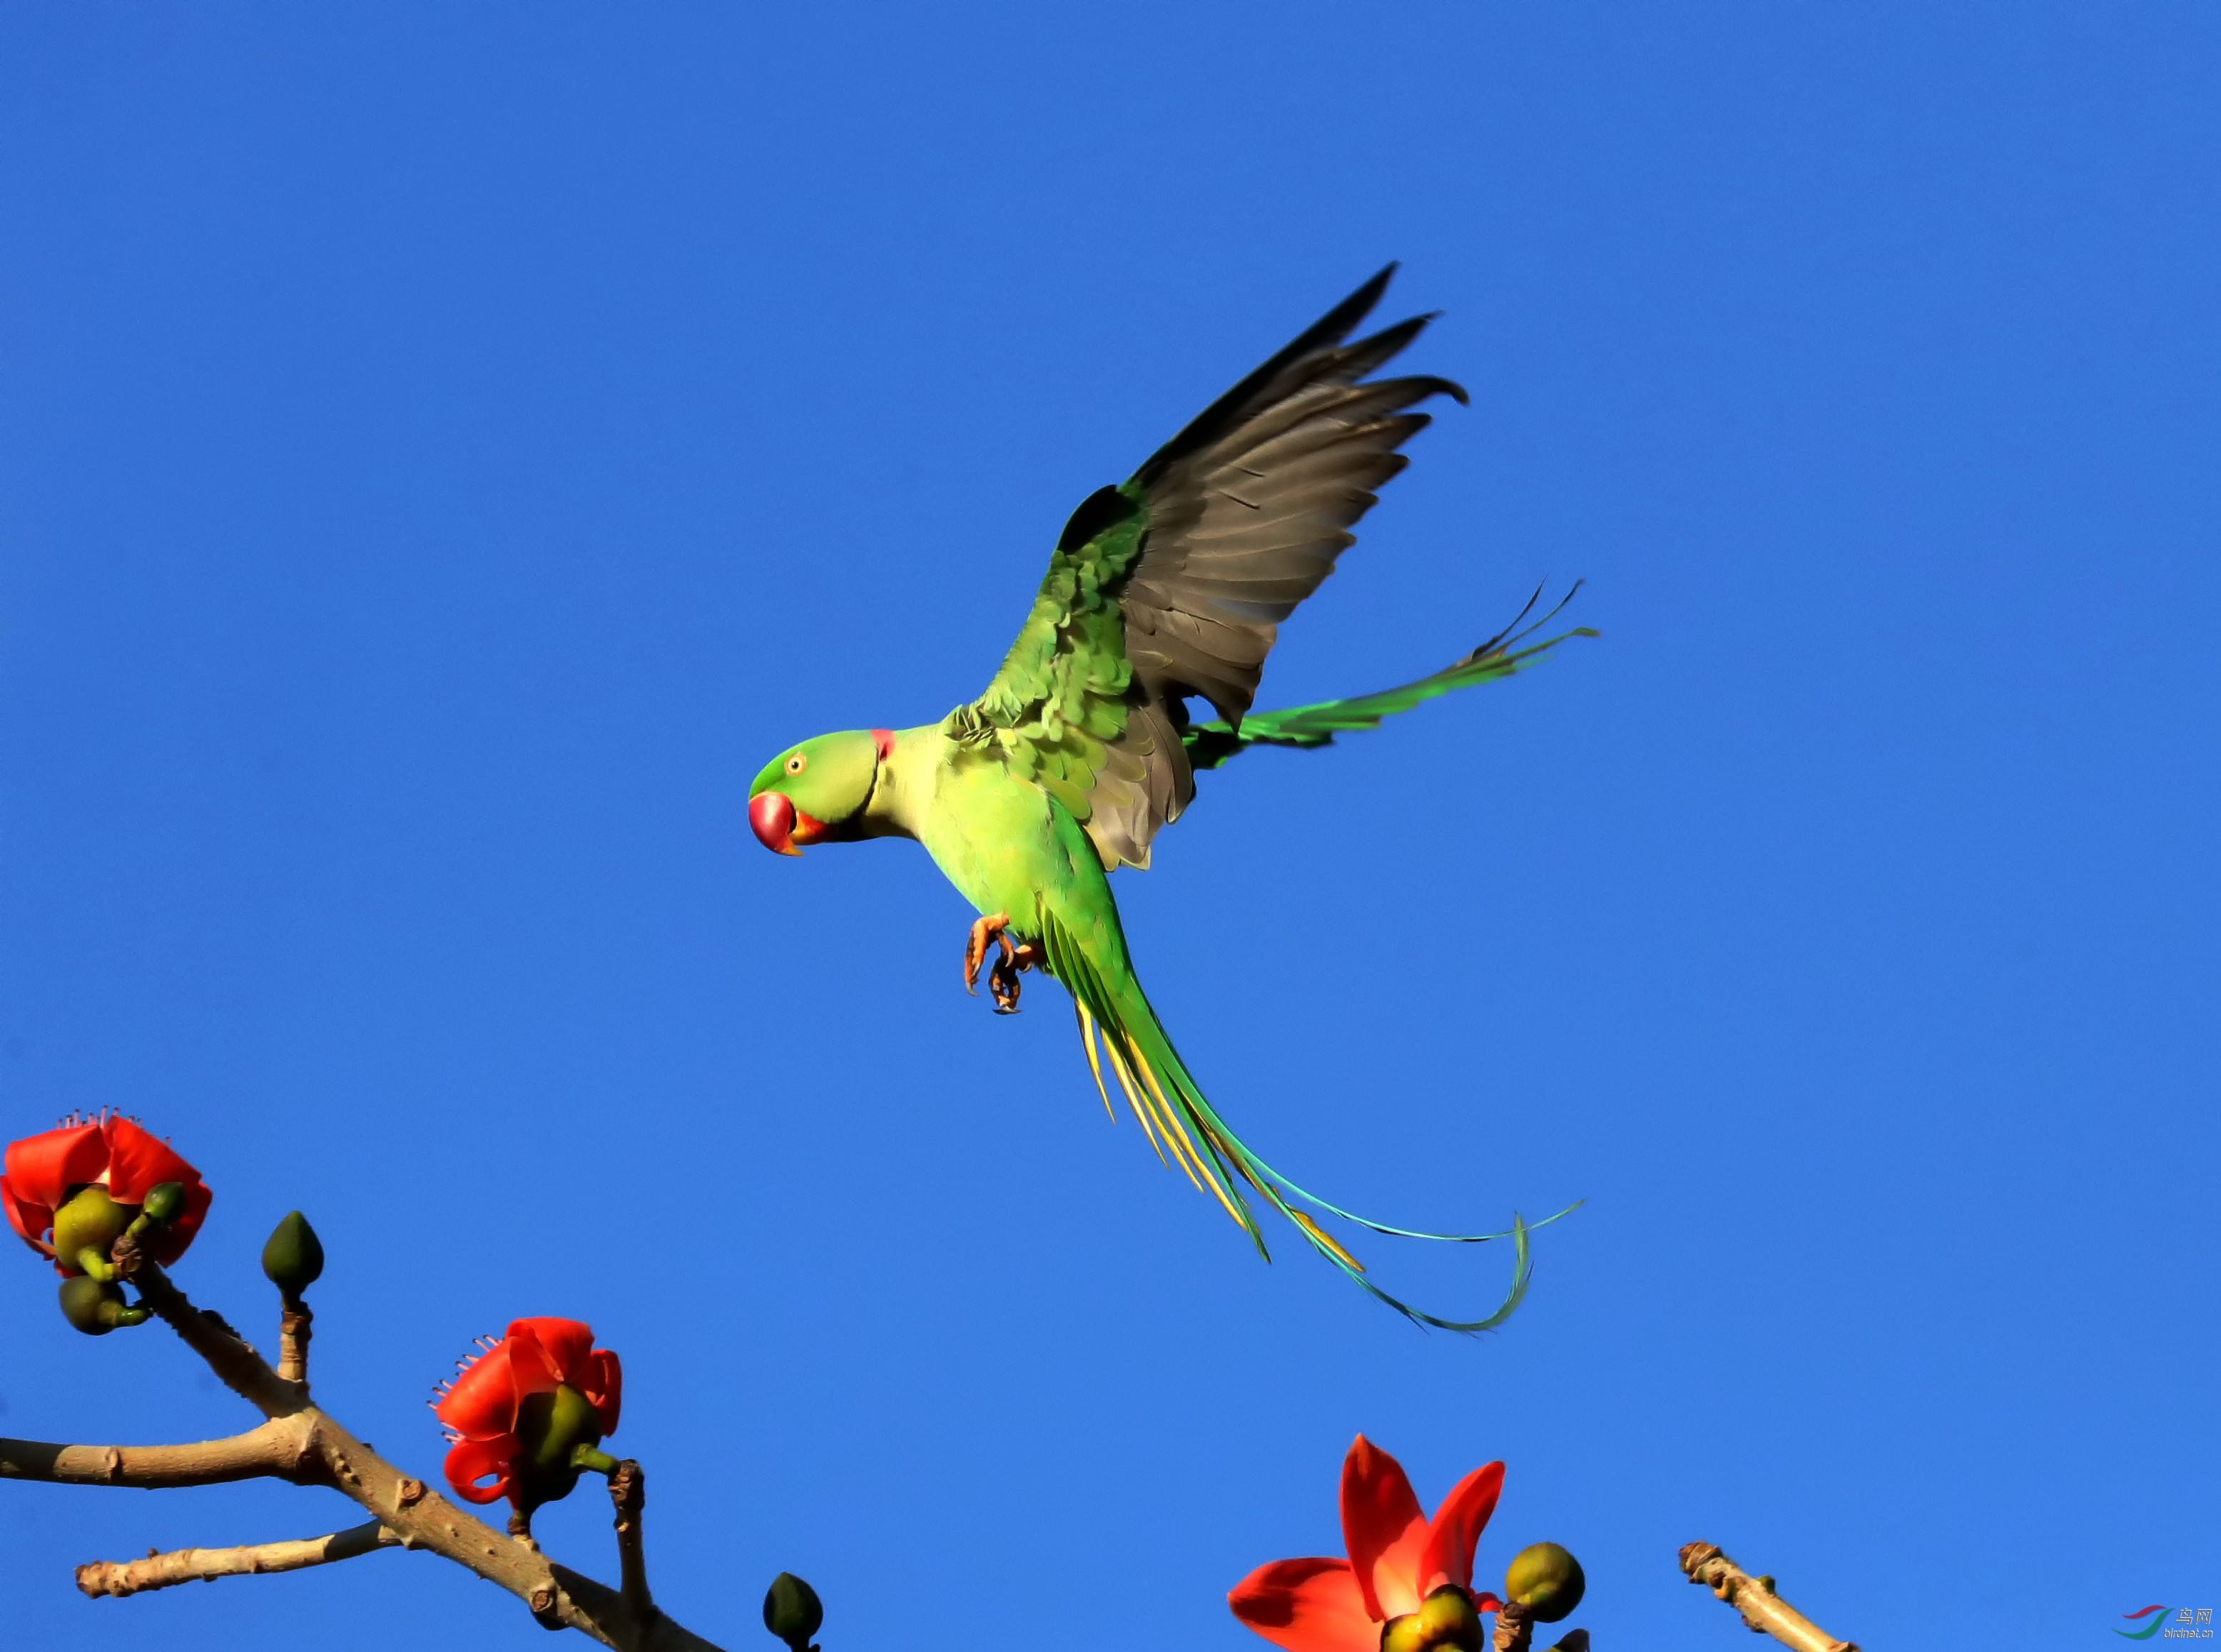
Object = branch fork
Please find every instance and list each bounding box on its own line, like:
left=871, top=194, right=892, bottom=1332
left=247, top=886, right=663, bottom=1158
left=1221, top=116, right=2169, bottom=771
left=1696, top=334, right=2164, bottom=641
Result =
left=2, top=1240, right=718, bottom=1651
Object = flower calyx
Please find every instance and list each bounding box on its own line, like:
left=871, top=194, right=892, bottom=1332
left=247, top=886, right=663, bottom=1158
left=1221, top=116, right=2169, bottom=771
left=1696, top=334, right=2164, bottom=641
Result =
left=1381, top=1586, right=1485, bottom=1652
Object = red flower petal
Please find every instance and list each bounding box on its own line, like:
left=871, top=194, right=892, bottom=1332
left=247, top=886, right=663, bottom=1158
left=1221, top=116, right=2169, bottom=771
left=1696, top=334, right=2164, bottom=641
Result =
left=437, top=1341, right=532, bottom=1439
left=509, top=1317, right=596, bottom=1386
left=1, top=1173, right=56, bottom=1256
left=4, top=1122, right=109, bottom=1215
left=504, top=1325, right=564, bottom=1409
left=1341, top=1435, right=1428, bottom=1620
left=1231, top=1557, right=1379, bottom=1652
left=584, top=1347, right=622, bottom=1436
left=443, top=1436, right=516, bottom=1504
left=1418, top=1462, right=1505, bottom=1597
left=100, top=1117, right=203, bottom=1206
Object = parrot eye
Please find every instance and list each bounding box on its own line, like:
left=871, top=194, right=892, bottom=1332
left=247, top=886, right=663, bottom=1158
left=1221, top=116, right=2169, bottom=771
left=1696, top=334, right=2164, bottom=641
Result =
left=786, top=755, right=806, bottom=775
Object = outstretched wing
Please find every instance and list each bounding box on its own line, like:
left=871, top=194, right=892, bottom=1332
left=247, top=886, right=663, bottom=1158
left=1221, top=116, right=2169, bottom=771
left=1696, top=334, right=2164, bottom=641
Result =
left=968, top=265, right=1463, bottom=870
left=1184, top=585, right=1596, bottom=771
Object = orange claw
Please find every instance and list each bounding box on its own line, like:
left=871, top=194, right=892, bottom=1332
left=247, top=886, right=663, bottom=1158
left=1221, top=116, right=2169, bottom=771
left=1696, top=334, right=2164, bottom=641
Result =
left=964, top=914, right=1011, bottom=996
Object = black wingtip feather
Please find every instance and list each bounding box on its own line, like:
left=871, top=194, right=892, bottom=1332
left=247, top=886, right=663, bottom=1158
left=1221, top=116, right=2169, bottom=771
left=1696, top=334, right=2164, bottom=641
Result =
left=1134, top=265, right=1411, bottom=489
left=1333, top=262, right=1402, bottom=330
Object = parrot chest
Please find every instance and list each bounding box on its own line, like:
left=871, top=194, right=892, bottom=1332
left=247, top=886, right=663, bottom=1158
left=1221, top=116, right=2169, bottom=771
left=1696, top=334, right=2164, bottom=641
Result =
left=914, top=758, right=1084, bottom=932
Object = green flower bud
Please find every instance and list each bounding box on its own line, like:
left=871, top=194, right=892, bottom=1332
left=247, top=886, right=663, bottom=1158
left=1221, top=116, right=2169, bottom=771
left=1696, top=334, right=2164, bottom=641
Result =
left=260, top=1210, right=325, bottom=1297
left=51, top=1186, right=134, bottom=1278
left=140, top=1181, right=188, bottom=1224
left=763, top=1571, right=823, bottom=1652
left=1419, top=1586, right=1483, bottom=1646
left=58, top=1275, right=148, bottom=1335
left=1504, top=1543, right=1585, bottom=1624
left=1383, top=1587, right=1483, bottom=1652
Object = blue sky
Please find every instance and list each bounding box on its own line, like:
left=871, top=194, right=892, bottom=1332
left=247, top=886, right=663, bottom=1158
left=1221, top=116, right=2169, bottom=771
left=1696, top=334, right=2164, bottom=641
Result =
left=2, top=5, right=2215, bottom=1648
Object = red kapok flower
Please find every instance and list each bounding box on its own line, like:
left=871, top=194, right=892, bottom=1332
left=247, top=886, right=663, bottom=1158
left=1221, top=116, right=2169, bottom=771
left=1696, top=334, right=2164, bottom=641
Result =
left=435, top=1317, right=623, bottom=1511
left=1230, top=1436, right=1506, bottom=1652
left=1, top=1113, right=213, bottom=1276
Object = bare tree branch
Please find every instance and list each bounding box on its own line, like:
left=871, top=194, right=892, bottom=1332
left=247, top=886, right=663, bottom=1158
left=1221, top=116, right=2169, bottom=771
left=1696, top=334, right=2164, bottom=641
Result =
left=8, top=1258, right=730, bottom=1652
left=1681, top=1542, right=1859, bottom=1652
left=611, top=1460, right=654, bottom=1623
left=0, top=1416, right=315, bottom=1489
left=127, top=1258, right=304, bottom=1418
left=76, top=1519, right=400, bottom=1598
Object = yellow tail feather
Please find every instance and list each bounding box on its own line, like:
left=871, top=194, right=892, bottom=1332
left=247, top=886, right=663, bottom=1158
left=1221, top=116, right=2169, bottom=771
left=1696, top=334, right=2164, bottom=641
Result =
left=1292, top=1210, right=1366, bottom=1273
left=1124, top=1036, right=1253, bottom=1235
left=1074, top=1002, right=1118, bottom=1123
left=1097, top=1022, right=1175, bottom=1172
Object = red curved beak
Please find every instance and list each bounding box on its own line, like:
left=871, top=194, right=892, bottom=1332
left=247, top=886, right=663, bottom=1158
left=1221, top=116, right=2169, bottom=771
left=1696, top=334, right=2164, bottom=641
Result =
left=750, top=791, right=829, bottom=857
left=750, top=791, right=803, bottom=856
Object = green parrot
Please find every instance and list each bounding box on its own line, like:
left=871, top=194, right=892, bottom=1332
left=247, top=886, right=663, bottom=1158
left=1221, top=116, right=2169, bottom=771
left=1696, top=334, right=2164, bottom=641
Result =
left=748, top=267, right=1590, bottom=1330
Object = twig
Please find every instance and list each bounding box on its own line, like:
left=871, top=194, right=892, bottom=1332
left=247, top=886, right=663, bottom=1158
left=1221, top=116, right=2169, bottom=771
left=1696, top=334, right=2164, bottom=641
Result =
left=611, top=1460, right=654, bottom=1622
left=1681, top=1543, right=1859, bottom=1652
left=1493, top=1601, right=1534, bottom=1652
left=278, top=1299, right=313, bottom=1387
left=7, top=1261, right=723, bottom=1652
left=1490, top=1603, right=1588, bottom=1652
left=0, top=1416, right=315, bottom=1489
left=76, top=1519, right=400, bottom=1597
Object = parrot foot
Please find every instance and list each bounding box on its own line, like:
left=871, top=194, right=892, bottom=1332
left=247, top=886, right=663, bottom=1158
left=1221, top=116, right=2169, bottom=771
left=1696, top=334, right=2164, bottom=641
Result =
left=964, top=914, right=1041, bottom=1015
left=964, top=914, right=1011, bottom=997
left=989, top=937, right=1043, bottom=1014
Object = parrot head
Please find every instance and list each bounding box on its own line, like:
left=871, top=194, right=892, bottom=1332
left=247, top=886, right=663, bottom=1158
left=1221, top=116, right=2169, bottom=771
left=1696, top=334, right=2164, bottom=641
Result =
left=747, top=728, right=893, bottom=855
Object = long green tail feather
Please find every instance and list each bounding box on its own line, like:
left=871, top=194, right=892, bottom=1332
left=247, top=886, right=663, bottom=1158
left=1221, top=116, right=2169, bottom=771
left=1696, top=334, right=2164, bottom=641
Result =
left=1039, top=912, right=1545, bottom=1333
left=1184, top=582, right=1595, bottom=772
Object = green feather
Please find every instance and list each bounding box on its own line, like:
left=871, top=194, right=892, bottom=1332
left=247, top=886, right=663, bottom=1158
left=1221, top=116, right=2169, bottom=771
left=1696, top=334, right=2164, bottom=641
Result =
left=1186, top=583, right=1595, bottom=771
left=974, top=484, right=1149, bottom=738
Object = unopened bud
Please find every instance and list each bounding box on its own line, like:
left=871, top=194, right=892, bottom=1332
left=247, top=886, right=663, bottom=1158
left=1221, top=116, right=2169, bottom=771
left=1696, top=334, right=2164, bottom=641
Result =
left=140, top=1181, right=187, bottom=1224
left=1504, top=1543, right=1585, bottom=1624
left=58, top=1275, right=148, bottom=1335
left=260, top=1210, right=325, bottom=1297
left=763, top=1571, right=823, bottom=1652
